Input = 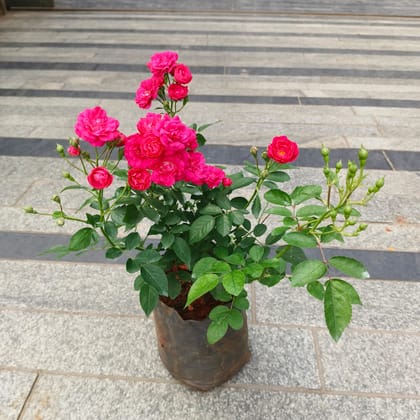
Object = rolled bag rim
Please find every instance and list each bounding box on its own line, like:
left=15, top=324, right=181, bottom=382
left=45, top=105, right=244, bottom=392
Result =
left=153, top=299, right=251, bottom=391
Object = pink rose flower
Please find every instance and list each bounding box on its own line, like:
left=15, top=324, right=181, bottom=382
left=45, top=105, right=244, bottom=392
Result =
left=128, top=168, right=152, bottom=191
left=136, top=113, right=164, bottom=136
left=173, top=63, right=192, bottom=84
left=222, top=177, right=233, bottom=187
left=159, top=115, right=197, bottom=153
left=202, top=165, right=226, bottom=189
left=135, top=76, right=164, bottom=109
left=168, top=84, right=189, bottom=101
left=267, top=136, right=299, bottom=164
left=75, top=106, right=120, bottom=147
left=151, top=155, right=185, bottom=187
left=67, top=145, right=81, bottom=156
left=87, top=167, right=113, bottom=189
left=147, top=51, right=178, bottom=77
left=183, top=151, right=206, bottom=185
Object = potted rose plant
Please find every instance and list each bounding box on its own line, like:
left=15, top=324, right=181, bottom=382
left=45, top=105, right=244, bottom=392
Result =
left=25, top=51, right=384, bottom=391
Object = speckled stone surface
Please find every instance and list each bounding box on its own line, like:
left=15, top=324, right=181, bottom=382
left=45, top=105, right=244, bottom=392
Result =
left=0, top=260, right=139, bottom=315
left=319, top=330, right=420, bottom=395
left=21, top=374, right=420, bottom=420
left=0, top=370, right=36, bottom=420
left=255, top=279, right=420, bottom=332
left=0, top=310, right=170, bottom=379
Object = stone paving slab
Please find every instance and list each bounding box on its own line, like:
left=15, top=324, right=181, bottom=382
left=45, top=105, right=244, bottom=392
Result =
left=0, top=369, right=36, bottom=420
left=319, top=330, right=420, bottom=395
left=0, top=260, right=139, bottom=315
left=255, top=279, right=420, bottom=332
left=19, top=374, right=420, bottom=420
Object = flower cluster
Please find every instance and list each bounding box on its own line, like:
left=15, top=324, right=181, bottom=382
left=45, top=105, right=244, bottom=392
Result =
left=135, top=51, right=192, bottom=109
left=125, top=112, right=231, bottom=190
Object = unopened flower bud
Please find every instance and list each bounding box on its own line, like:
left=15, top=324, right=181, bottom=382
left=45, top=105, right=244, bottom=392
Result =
left=375, top=177, right=385, bottom=189
left=335, top=160, right=343, bottom=171
left=56, top=144, right=65, bottom=157
left=343, top=205, right=352, bottom=219
left=358, top=146, right=369, bottom=161
left=347, top=219, right=357, bottom=226
left=359, top=223, right=368, bottom=231
left=56, top=219, right=65, bottom=226
left=261, top=151, right=268, bottom=161
left=51, top=195, right=61, bottom=204
left=323, top=167, right=330, bottom=177
left=250, top=146, right=258, bottom=157
left=23, top=206, right=36, bottom=214
left=62, top=171, right=75, bottom=181
left=320, top=145, right=329, bottom=157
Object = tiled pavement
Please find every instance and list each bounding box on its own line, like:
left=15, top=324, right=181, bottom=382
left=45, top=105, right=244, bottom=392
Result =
left=0, top=4, right=419, bottom=420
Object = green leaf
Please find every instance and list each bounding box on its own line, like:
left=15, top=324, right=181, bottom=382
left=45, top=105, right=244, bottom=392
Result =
left=212, top=261, right=231, bottom=274
left=231, top=197, right=249, bottom=209
left=126, top=258, right=139, bottom=273
left=141, top=264, right=168, bottom=294
left=243, top=262, right=264, bottom=279
left=296, top=205, right=326, bottom=218
left=216, top=214, right=232, bottom=237
left=209, top=305, right=230, bottom=321
left=251, top=194, right=261, bottom=218
left=230, top=210, right=245, bottom=226
left=186, top=273, right=219, bottom=307
left=207, top=320, right=229, bottom=344
left=307, top=281, right=325, bottom=301
left=160, top=232, right=175, bottom=249
left=277, top=245, right=307, bottom=266
left=264, top=189, right=292, bottom=206
left=265, top=226, right=289, bottom=245
left=135, top=249, right=162, bottom=265
left=123, top=204, right=143, bottom=226
left=329, top=278, right=362, bottom=305
left=227, top=308, right=244, bottom=330
left=267, top=171, right=290, bottom=182
left=124, top=232, right=141, bottom=250
left=328, top=256, right=370, bottom=279
left=233, top=297, right=250, bottom=310
left=173, top=237, right=191, bottom=267
left=215, top=193, right=231, bottom=210
left=69, top=228, right=98, bottom=251
left=324, top=279, right=353, bottom=341
left=283, top=232, right=318, bottom=248
left=291, top=185, right=322, bottom=205
left=39, top=244, right=70, bottom=258
left=167, top=273, right=182, bottom=299
left=223, top=254, right=245, bottom=265
left=265, top=207, right=293, bottom=217
left=139, top=283, right=159, bottom=317
left=192, top=257, right=218, bottom=278
left=291, top=259, right=327, bottom=287
left=222, top=271, right=245, bottom=296
left=103, top=221, right=118, bottom=239
left=253, top=223, right=267, bottom=237
left=230, top=176, right=255, bottom=190
left=142, top=206, right=160, bottom=222
left=249, top=245, right=265, bottom=262
left=134, top=275, right=144, bottom=291
left=200, top=204, right=222, bottom=215
left=189, top=215, right=215, bottom=244
left=105, top=247, right=123, bottom=259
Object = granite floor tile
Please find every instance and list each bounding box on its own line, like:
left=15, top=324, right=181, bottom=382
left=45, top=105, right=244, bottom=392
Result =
left=231, top=325, right=320, bottom=389
left=255, top=279, right=420, bottom=333
left=20, top=373, right=420, bottom=420
left=319, top=330, right=420, bottom=395
left=0, top=370, right=37, bottom=420
left=0, top=260, right=139, bottom=316
left=0, top=310, right=169, bottom=379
